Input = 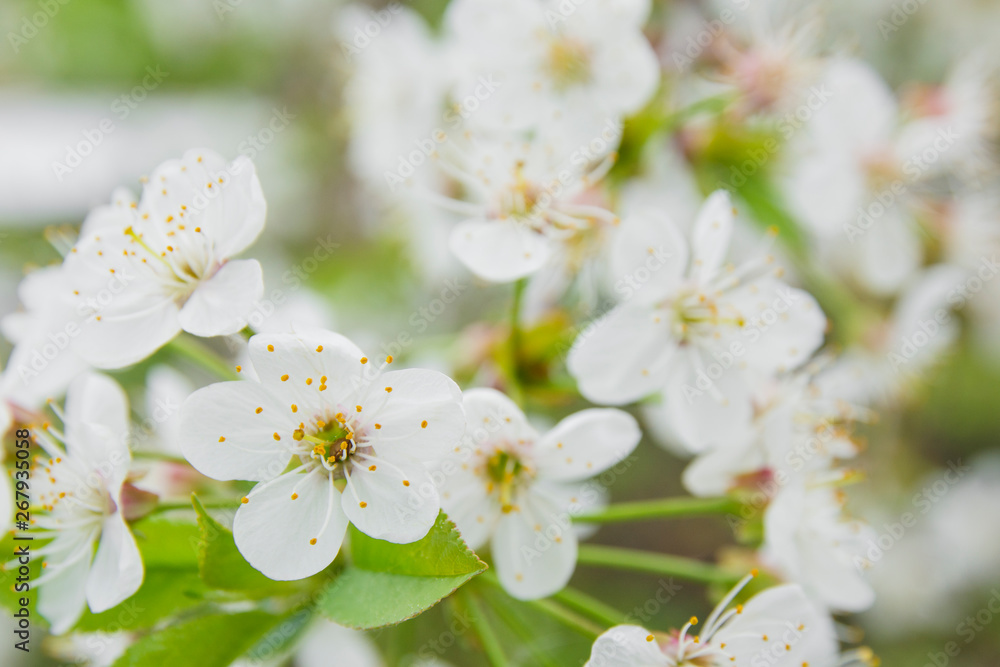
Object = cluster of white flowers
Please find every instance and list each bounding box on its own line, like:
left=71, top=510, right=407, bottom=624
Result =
left=1, top=0, right=997, bottom=663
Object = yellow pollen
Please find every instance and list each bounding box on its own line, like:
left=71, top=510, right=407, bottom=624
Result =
left=255, top=407, right=263, bottom=414
left=359, top=501, right=367, bottom=508
left=402, top=480, right=410, bottom=487
left=356, top=405, right=362, bottom=412
left=219, top=436, right=226, bottom=442
left=293, top=429, right=304, bottom=441
left=273, top=433, right=281, bottom=441
left=309, top=538, right=317, bottom=545
left=386, top=355, right=393, bottom=363
left=291, top=493, right=298, bottom=500
left=421, top=420, right=428, bottom=428
left=385, top=387, right=392, bottom=393
left=291, top=404, right=298, bottom=413
left=316, top=345, right=323, bottom=352
left=690, top=616, right=698, bottom=625
left=646, top=635, right=655, bottom=642
left=236, top=365, right=242, bottom=372
left=369, top=465, right=377, bottom=471
left=267, top=344, right=274, bottom=352
left=306, top=378, right=313, bottom=385
left=360, top=357, right=368, bottom=364
left=241, top=497, right=249, bottom=504
left=281, top=374, right=289, bottom=381
left=374, top=423, right=381, bottom=429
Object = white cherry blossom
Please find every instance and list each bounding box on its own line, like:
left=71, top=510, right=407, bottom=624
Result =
left=179, top=330, right=465, bottom=581
left=568, top=190, right=826, bottom=426
left=28, top=373, right=142, bottom=634
left=585, top=576, right=838, bottom=667
left=62, top=148, right=266, bottom=369
left=444, top=0, right=659, bottom=146
left=435, top=388, right=640, bottom=599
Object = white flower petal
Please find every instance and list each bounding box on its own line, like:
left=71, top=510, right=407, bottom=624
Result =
left=85, top=512, right=143, bottom=613
left=491, top=491, right=577, bottom=600
left=361, top=369, right=465, bottom=461
left=180, top=381, right=294, bottom=482
left=64, top=373, right=130, bottom=475
left=690, top=190, right=735, bottom=283
left=178, top=259, right=264, bottom=337
left=610, top=209, right=689, bottom=305
left=341, top=456, right=440, bottom=544
left=72, top=296, right=181, bottom=369
left=568, top=304, right=678, bottom=405
left=449, top=220, right=553, bottom=283
left=585, top=625, right=669, bottom=667
left=461, top=387, right=537, bottom=450
left=234, top=469, right=348, bottom=580
left=533, top=409, right=640, bottom=482
left=437, top=464, right=499, bottom=550
left=37, top=534, right=93, bottom=635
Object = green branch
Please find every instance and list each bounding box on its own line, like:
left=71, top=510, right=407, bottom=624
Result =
left=460, top=589, right=507, bottom=667
left=167, top=334, right=239, bottom=381
left=576, top=545, right=739, bottom=586
left=572, top=496, right=741, bottom=524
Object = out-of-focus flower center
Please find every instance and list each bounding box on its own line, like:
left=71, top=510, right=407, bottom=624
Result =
left=545, top=37, right=592, bottom=90
left=486, top=449, right=529, bottom=513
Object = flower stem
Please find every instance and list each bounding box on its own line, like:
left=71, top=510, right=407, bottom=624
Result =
left=131, top=450, right=188, bottom=465
left=572, top=496, right=741, bottom=524
left=167, top=334, right=239, bottom=381
left=576, top=545, right=740, bottom=586
left=507, top=277, right=528, bottom=406
left=460, top=589, right=507, bottom=667
left=149, top=497, right=239, bottom=514
left=552, top=587, right=626, bottom=628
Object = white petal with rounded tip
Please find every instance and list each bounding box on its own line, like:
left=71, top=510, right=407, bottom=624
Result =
left=690, top=190, right=735, bottom=284
left=461, top=387, right=536, bottom=452
left=341, top=456, right=439, bottom=544
left=37, top=533, right=94, bottom=635
left=449, top=219, right=553, bottom=283
left=534, top=409, right=640, bottom=482
left=682, top=441, right=761, bottom=497
left=86, top=512, right=143, bottom=613
left=711, top=584, right=838, bottom=666
left=610, top=209, right=689, bottom=305
left=179, top=259, right=264, bottom=337
left=585, top=625, right=669, bottom=667
left=568, top=304, right=678, bottom=405
left=145, top=365, right=195, bottom=456
left=719, top=278, right=827, bottom=376
left=659, top=360, right=755, bottom=455
left=80, top=187, right=137, bottom=237
left=72, top=297, right=181, bottom=370
left=64, top=372, right=130, bottom=474
left=360, top=369, right=465, bottom=461
left=234, top=469, right=348, bottom=580
left=491, top=491, right=577, bottom=600
left=248, top=329, right=367, bottom=413
left=180, top=381, right=294, bottom=482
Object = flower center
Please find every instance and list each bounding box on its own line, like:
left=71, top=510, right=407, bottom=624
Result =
left=486, top=450, right=528, bottom=513
left=545, top=37, right=592, bottom=91
left=295, top=416, right=361, bottom=472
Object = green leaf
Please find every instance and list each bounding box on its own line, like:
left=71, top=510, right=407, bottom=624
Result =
left=131, top=516, right=201, bottom=569
left=191, top=494, right=292, bottom=593
left=318, top=511, right=486, bottom=629
left=111, top=610, right=285, bottom=667
left=75, top=570, right=208, bottom=633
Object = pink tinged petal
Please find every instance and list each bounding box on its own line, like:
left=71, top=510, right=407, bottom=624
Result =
left=179, top=381, right=294, bottom=482
left=490, top=492, right=578, bottom=600
left=178, top=259, right=264, bottom=337
left=248, top=329, right=367, bottom=412
left=86, top=512, right=143, bottom=613
left=362, top=369, right=465, bottom=460
left=533, top=409, right=640, bottom=482
left=690, top=190, right=735, bottom=284
left=712, top=584, right=838, bottom=665
left=341, top=456, right=439, bottom=544
left=720, top=279, right=827, bottom=376
left=72, top=297, right=181, bottom=369
left=610, top=209, right=689, bottom=305
left=568, top=304, right=678, bottom=405
left=234, top=470, right=348, bottom=580
left=449, top=220, right=553, bottom=283
left=585, top=625, right=670, bottom=667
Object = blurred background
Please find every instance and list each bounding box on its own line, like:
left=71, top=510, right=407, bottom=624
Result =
left=1, top=0, right=999, bottom=665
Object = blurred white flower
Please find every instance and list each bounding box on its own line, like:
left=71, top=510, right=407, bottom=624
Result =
left=30, top=373, right=142, bottom=634
left=62, top=148, right=266, bottom=369
left=667, top=364, right=868, bottom=497
left=763, top=483, right=875, bottom=613
left=427, top=132, right=620, bottom=283
left=444, top=0, right=659, bottom=146
left=585, top=577, right=838, bottom=667
left=179, top=330, right=465, bottom=580
left=568, top=190, right=826, bottom=434
left=436, top=388, right=639, bottom=600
